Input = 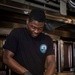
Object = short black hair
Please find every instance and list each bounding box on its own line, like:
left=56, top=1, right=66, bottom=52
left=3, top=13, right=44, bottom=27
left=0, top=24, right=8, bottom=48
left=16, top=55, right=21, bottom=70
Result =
left=29, top=8, right=46, bottom=22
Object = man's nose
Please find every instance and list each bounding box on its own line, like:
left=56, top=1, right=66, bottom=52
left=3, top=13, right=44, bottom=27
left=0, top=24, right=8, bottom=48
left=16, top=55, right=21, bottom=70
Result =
left=34, top=29, right=39, bottom=33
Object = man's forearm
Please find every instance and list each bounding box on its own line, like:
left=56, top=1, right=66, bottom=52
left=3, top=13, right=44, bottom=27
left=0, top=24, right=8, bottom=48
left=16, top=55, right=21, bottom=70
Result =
left=4, top=57, right=28, bottom=74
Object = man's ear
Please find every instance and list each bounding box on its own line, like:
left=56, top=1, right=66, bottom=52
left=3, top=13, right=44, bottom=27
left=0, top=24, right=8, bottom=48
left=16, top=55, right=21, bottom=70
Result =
left=26, top=18, right=29, bottom=24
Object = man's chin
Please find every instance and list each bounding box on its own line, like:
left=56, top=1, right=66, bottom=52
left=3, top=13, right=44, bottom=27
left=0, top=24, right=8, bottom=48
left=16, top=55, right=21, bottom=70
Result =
left=32, top=35, right=37, bottom=38
left=31, top=34, right=38, bottom=38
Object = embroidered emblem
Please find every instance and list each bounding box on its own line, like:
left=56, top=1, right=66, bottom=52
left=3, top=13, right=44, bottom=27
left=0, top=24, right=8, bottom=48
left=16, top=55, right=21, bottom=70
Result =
left=40, top=44, right=47, bottom=53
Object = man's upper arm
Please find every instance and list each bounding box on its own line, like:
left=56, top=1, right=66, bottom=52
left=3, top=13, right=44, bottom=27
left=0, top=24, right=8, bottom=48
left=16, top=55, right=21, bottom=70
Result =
left=45, top=55, right=55, bottom=68
left=3, top=50, right=15, bottom=63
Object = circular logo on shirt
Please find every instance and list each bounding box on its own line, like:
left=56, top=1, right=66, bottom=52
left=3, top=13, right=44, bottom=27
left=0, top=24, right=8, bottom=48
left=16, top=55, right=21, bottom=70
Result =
left=40, top=44, right=47, bottom=53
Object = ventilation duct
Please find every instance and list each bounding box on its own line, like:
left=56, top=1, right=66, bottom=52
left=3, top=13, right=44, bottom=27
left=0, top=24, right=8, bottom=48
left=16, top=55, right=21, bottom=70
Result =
left=44, top=20, right=65, bottom=31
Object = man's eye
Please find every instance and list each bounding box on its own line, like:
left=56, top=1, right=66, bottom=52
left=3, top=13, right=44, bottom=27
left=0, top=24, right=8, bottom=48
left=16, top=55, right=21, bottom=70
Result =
left=32, top=26, right=35, bottom=29
left=39, top=28, right=43, bottom=30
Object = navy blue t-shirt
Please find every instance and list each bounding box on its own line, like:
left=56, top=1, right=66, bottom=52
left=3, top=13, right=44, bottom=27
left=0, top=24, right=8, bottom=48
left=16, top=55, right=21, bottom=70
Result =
left=3, top=28, right=54, bottom=75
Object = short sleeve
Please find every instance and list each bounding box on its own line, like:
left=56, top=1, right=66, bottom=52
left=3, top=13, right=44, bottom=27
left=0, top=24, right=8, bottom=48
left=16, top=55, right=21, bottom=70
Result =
left=3, top=29, right=18, bottom=53
left=45, top=37, right=54, bottom=56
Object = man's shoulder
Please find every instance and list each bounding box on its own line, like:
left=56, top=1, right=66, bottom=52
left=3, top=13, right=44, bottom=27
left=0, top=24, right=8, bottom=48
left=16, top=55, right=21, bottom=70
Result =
left=11, top=28, right=26, bottom=33
left=8, top=28, right=26, bottom=37
left=13, top=28, right=25, bottom=31
left=42, top=32, right=52, bottom=39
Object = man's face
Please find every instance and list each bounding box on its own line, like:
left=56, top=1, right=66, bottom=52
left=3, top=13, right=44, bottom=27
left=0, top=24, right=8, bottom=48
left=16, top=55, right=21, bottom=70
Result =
left=27, top=20, right=45, bottom=38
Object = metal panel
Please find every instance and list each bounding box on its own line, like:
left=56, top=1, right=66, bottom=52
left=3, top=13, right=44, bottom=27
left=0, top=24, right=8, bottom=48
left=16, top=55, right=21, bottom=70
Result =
left=11, top=0, right=59, bottom=12
left=60, top=0, right=67, bottom=15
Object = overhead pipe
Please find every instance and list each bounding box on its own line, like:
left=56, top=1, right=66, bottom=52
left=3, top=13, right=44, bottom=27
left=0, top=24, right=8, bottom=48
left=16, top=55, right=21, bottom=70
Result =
left=68, top=0, right=75, bottom=8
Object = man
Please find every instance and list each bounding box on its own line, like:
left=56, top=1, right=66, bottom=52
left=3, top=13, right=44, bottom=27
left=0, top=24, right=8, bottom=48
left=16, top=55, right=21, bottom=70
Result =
left=3, top=8, right=56, bottom=75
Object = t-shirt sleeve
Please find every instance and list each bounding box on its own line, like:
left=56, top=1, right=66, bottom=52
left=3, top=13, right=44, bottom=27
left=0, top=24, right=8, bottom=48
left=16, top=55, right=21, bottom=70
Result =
left=3, top=29, right=18, bottom=53
left=45, top=36, right=54, bottom=56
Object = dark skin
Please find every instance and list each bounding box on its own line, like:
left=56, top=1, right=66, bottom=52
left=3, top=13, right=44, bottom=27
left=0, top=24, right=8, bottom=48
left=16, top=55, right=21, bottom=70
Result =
left=3, top=19, right=56, bottom=75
